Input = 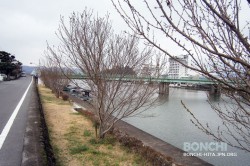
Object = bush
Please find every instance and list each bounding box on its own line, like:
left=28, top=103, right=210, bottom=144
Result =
left=62, top=93, right=69, bottom=101
left=89, top=138, right=99, bottom=145
left=83, top=129, right=91, bottom=137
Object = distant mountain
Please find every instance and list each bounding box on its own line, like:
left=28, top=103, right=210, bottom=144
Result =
left=21, top=66, right=85, bottom=75
left=22, top=65, right=36, bottom=74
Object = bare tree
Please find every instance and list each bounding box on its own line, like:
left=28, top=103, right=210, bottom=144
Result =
left=40, top=57, right=70, bottom=98
left=46, top=10, right=166, bottom=138
left=111, top=0, right=250, bottom=152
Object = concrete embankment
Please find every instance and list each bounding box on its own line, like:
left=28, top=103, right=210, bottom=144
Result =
left=114, top=120, right=213, bottom=166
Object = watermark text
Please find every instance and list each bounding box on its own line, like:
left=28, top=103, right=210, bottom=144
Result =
left=183, top=142, right=237, bottom=157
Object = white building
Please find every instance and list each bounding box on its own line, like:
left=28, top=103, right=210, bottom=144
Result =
left=168, top=55, right=188, bottom=79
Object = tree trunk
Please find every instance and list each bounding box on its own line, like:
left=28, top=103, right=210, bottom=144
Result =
left=99, top=125, right=106, bottom=139
left=93, top=121, right=99, bottom=138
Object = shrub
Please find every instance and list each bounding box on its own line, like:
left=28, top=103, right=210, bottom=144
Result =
left=89, top=138, right=99, bottom=145
left=83, top=129, right=91, bottom=137
left=62, top=93, right=69, bottom=101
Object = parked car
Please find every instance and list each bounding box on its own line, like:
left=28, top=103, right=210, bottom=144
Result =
left=0, top=74, right=7, bottom=81
left=63, top=85, right=77, bottom=91
left=21, top=72, right=26, bottom=77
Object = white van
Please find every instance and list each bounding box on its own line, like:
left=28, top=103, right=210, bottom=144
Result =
left=0, top=74, right=7, bottom=81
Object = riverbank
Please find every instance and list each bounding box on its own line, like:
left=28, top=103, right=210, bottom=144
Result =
left=23, top=80, right=248, bottom=165
left=38, top=85, right=151, bottom=165
left=66, top=90, right=213, bottom=166
left=26, top=83, right=213, bottom=165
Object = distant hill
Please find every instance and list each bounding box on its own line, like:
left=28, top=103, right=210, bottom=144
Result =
left=21, top=66, right=84, bottom=75
left=22, top=65, right=36, bottom=74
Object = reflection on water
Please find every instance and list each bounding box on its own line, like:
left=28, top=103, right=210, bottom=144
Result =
left=124, top=88, right=250, bottom=166
left=208, top=93, right=221, bottom=102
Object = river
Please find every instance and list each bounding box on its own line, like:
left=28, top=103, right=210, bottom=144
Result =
left=123, top=88, right=250, bottom=166
left=71, top=79, right=250, bottom=165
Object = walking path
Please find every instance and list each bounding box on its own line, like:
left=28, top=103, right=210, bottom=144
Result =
left=22, top=80, right=46, bottom=166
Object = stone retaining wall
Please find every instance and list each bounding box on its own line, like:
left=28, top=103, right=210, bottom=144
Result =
left=36, top=85, right=56, bottom=166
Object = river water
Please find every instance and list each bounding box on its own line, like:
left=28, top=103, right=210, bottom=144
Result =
left=72, top=79, right=249, bottom=165
left=123, top=88, right=250, bottom=166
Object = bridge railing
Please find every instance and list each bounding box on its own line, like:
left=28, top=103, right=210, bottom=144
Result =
left=71, top=74, right=217, bottom=85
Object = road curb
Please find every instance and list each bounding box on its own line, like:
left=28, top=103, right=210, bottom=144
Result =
left=21, top=80, right=56, bottom=166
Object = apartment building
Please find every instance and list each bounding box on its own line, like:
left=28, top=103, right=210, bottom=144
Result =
left=168, top=55, right=188, bottom=79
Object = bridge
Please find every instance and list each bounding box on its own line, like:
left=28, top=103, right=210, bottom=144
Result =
left=74, top=75, right=215, bottom=83
left=73, top=75, right=221, bottom=96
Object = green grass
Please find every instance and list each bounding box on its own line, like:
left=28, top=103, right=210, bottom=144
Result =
left=62, top=120, right=150, bottom=165
left=83, top=129, right=91, bottom=137
left=88, top=136, right=116, bottom=146
left=70, top=144, right=89, bottom=154
left=65, top=125, right=125, bottom=165
left=39, top=87, right=69, bottom=105
left=39, top=85, right=150, bottom=166
left=41, top=95, right=54, bottom=103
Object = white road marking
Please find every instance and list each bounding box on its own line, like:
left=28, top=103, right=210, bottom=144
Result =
left=0, top=78, right=33, bottom=149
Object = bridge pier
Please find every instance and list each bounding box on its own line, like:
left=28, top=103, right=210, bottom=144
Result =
left=209, top=85, right=221, bottom=97
left=159, top=82, right=169, bottom=95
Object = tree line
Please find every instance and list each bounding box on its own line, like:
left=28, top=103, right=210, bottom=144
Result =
left=0, top=51, right=22, bottom=80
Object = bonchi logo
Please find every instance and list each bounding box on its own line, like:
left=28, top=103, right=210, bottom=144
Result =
left=183, top=142, right=227, bottom=152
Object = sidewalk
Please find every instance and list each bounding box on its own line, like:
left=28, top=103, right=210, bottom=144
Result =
left=21, top=81, right=46, bottom=166
left=22, top=81, right=55, bottom=166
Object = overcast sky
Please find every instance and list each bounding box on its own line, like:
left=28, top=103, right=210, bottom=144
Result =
left=1, top=1, right=249, bottom=67
left=0, top=0, right=127, bottom=66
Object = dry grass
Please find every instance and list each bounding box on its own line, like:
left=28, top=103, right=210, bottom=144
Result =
left=38, top=85, right=148, bottom=166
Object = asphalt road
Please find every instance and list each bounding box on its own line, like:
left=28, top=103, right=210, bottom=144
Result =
left=0, top=76, right=33, bottom=166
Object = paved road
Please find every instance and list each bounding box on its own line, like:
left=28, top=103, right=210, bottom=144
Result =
left=0, top=76, right=33, bottom=166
